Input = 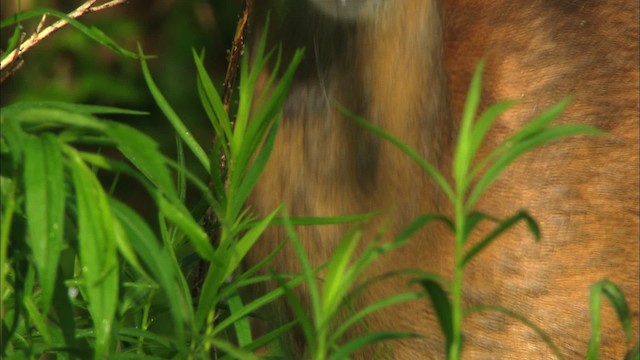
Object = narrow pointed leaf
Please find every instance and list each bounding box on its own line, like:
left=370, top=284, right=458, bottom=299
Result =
left=587, top=280, right=634, bottom=360
left=340, top=103, right=454, bottom=202
left=419, top=278, right=453, bottom=354
left=68, top=149, right=119, bottom=359
left=462, top=210, right=539, bottom=267
left=23, top=134, right=64, bottom=313
left=466, top=305, right=563, bottom=360
left=106, top=121, right=178, bottom=201
left=467, top=124, right=601, bottom=210
left=329, top=332, right=419, bottom=360
left=508, top=98, right=572, bottom=144
left=140, top=46, right=210, bottom=171
left=454, top=60, right=485, bottom=188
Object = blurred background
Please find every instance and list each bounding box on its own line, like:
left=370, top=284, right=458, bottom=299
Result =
left=1, top=0, right=246, bottom=219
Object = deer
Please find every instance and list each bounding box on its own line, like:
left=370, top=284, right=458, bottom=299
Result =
left=243, top=0, right=639, bottom=358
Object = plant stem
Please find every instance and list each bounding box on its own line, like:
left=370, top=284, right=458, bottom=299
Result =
left=449, top=195, right=466, bottom=360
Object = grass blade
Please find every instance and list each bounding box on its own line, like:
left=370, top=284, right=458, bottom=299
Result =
left=329, top=331, right=418, bottom=360
left=322, top=227, right=362, bottom=319
left=587, top=280, right=635, bottom=360
left=419, top=278, right=453, bottom=355
left=68, top=148, right=119, bottom=359
left=227, top=291, right=253, bottom=348
left=453, top=60, right=485, bottom=189
left=467, top=124, right=601, bottom=210
left=462, top=210, right=539, bottom=267
left=340, top=103, right=454, bottom=202
left=110, top=199, right=190, bottom=350
left=332, top=292, right=423, bottom=344
left=139, top=46, right=210, bottom=172
left=23, top=134, right=65, bottom=314
left=466, top=305, right=564, bottom=359
left=106, top=121, right=178, bottom=201
left=1, top=9, right=139, bottom=58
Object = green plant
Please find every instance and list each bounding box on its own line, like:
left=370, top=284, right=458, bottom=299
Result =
left=139, top=21, right=306, bottom=355
left=1, top=101, right=196, bottom=359
left=0, top=11, right=304, bottom=360
left=2, top=3, right=636, bottom=359
left=341, top=60, right=636, bottom=359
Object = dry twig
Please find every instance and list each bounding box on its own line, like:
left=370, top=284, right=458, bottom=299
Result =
left=0, top=0, right=128, bottom=74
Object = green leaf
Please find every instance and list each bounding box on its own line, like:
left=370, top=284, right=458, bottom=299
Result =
left=329, top=331, right=418, bottom=360
left=453, top=60, right=485, bottom=189
left=207, top=139, right=227, bottom=208
left=210, top=275, right=304, bottom=337
left=509, top=98, right=572, bottom=144
left=1, top=9, right=140, bottom=58
left=224, top=208, right=279, bottom=281
left=281, top=213, right=321, bottom=353
left=157, top=196, right=214, bottom=261
left=230, top=48, right=302, bottom=190
left=339, top=103, right=454, bottom=202
left=195, top=209, right=278, bottom=331
left=232, top=21, right=276, bottom=156
left=204, top=337, right=261, bottom=360
left=110, top=199, right=191, bottom=349
left=332, top=291, right=424, bottom=344
left=322, top=227, right=362, bottom=319
left=462, top=210, right=539, bottom=267
left=68, top=148, right=119, bottom=359
left=193, top=50, right=232, bottom=144
left=3, top=107, right=106, bottom=132
left=0, top=101, right=146, bottom=117
left=587, top=280, right=635, bottom=360
left=2, top=24, right=22, bottom=60
left=419, top=278, right=453, bottom=355
left=0, top=171, right=17, bottom=305
left=270, top=212, right=380, bottom=226
left=139, top=46, right=210, bottom=172
left=219, top=321, right=297, bottom=359
left=23, top=133, right=65, bottom=314
left=228, top=113, right=280, bottom=221
left=461, top=100, right=518, bottom=191
left=106, top=121, right=178, bottom=201
left=467, top=124, right=601, bottom=210
left=462, top=211, right=497, bottom=242
left=52, top=268, right=91, bottom=357
left=23, top=295, right=57, bottom=344
left=466, top=305, right=564, bottom=360
left=227, top=291, right=253, bottom=348
left=390, top=213, right=454, bottom=251
left=112, top=326, right=178, bottom=350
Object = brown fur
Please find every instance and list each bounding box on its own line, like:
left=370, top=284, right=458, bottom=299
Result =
left=245, top=0, right=639, bottom=358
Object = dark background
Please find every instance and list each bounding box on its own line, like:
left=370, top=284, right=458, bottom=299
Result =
left=1, top=0, right=245, bottom=219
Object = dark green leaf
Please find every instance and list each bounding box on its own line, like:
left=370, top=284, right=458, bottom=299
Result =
left=419, top=278, right=453, bottom=355
left=329, top=331, right=419, bottom=360
left=466, top=305, right=564, bottom=360
left=588, top=280, right=635, bottom=360
left=462, top=210, right=539, bottom=267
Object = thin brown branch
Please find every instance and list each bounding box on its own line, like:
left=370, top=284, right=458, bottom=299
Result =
left=88, top=0, right=129, bottom=13
left=0, top=0, right=128, bottom=73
